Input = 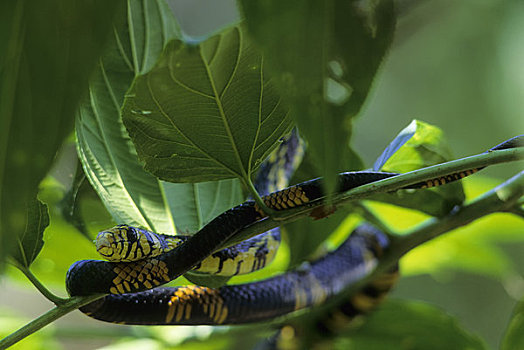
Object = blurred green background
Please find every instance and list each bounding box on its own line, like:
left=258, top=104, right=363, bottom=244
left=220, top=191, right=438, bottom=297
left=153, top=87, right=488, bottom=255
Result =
left=1, top=0, right=523, bottom=349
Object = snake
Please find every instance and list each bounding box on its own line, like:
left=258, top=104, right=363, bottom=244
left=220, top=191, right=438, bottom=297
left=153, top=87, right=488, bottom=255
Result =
left=95, top=130, right=305, bottom=278
left=66, top=134, right=522, bottom=325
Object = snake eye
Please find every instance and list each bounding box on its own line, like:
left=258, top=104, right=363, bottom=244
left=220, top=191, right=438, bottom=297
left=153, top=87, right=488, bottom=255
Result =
left=124, top=227, right=138, bottom=242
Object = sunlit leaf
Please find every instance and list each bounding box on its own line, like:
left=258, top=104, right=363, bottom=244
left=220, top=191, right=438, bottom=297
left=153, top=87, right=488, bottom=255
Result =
left=240, top=0, right=395, bottom=196
left=76, top=0, right=181, bottom=233
left=122, top=25, right=293, bottom=184
left=369, top=120, right=465, bottom=216
left=0, top=0, right=121, bottom=267
left=338, top=299, right=488, bottom=350
left=373, top=120, right=417, bottom=171
left=10, top=198, right=48, bottom=268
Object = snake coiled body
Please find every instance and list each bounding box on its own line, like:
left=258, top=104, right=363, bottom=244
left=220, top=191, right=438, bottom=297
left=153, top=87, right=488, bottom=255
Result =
left=66, top=134, right=522, bottom=325
left=80, top=225, right=396, bottom=325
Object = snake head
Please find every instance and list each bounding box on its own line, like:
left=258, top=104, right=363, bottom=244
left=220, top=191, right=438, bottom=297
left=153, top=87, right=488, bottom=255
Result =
left=96, top=224, right=137, bottom=261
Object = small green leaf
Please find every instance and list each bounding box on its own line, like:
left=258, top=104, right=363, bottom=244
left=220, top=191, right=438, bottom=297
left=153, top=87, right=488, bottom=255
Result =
left=376, top=120, right=457, bottom=173
left=240, top=0, right=396, bottom=196
left=501, top=299, right=524, bottom=350
left=10, top=199, right=48, bottom=267
left=370, top=120, right=465, bottom=216
left=122, top=25, right=293, bottom=185
left=76, top=0, right=181, bottom=233
left=339, top=299, right=488, bottom=350
left=373, top=120, right=417, bottom=171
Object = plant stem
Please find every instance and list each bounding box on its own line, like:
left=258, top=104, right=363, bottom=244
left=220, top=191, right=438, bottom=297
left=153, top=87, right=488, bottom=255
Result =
left=397, top=170, right=524, bottom=254
left=222, top=146, right=523, bottom=248
left=10, top=262, right=68, bottom=305
left=321, top=170, right=524, bottom=310
left=2, top=146, right=522, bottom=348
left=0, top=294, right=104, bottom=349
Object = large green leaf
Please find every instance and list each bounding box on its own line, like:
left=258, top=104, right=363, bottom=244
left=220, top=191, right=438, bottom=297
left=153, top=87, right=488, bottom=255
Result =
left=76, top=0, right=181, bottom=233
left=338, top=299, right=488, bottom=350
left=122, top=25, right=293, bottom=184
left=10, top=198, right=48, bottom=268
left=240, top=0, right=396, bottom=196
left=370, top=120, right=465, bottom=216
left=0, top=0, right=121, bottom=264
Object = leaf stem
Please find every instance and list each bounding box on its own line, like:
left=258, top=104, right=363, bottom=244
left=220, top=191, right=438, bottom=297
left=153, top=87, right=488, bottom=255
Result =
left=241, top=177, right=277, bottom=216
left=0, top=294, right=104, bottom=349
left=9, top=260, right=68, bottom=305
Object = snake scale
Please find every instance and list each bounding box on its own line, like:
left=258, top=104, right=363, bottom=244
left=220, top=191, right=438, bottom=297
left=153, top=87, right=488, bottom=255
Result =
left=66, top=134, right=522, bottom=326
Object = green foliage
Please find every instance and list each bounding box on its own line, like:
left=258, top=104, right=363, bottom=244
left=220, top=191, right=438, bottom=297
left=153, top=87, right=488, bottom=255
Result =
left=76, top=0, right=181, bottom=233
left=339, top=299, right=489, bottom=350
left=10, top=199, right=48, bottom=268
left=1, top=1, right=523, bottom=349
left=240, top=0, right=396, bottom=196
left=122, top=25, right=293, bottom=185
left=0, top=0, right=122, bottom=267
left=284, top=120, right=466, bottom=267
left=164, top=180, right=243, bottom=233
left=370, top=120, right=466, bottom=216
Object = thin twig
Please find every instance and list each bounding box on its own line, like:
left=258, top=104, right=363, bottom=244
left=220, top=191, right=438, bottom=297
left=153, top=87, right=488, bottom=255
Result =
left=9, top=261, right=68, bottom=305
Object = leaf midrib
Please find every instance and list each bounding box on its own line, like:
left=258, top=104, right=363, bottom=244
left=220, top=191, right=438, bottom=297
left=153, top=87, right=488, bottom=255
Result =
left=89, top=60, right=156, bottom=229
left=199, top=28, right=249, bottom=181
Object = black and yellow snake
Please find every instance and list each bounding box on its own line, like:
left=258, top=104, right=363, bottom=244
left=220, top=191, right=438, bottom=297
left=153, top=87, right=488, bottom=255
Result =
left=66, top=134, right=522, bottom=326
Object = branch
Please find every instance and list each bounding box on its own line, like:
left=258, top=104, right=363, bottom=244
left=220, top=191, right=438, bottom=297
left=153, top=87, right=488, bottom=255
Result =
left=398, top=170, right=524, bottom=252
left=223, top=146, right=523, bottom=248
left=307, top=170, right=524, bottom=312
left=0, top=294, right=104, bottom=349
left=1, top=146, right=521, bottom=348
